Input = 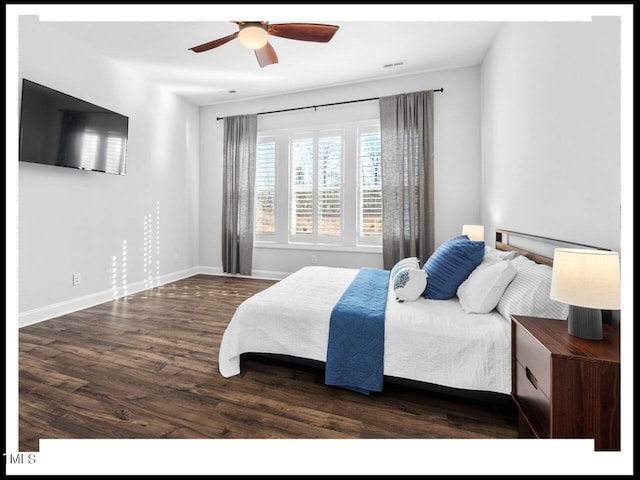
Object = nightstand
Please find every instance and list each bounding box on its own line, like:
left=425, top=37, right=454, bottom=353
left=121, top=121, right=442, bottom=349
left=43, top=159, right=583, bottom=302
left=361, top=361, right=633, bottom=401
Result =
left=510, top=315, right=620, bottom=451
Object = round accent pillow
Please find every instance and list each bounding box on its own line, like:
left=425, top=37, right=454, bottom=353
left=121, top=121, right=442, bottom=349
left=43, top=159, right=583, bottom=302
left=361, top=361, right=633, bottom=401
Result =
left=393, top=267, right=428, bottom=302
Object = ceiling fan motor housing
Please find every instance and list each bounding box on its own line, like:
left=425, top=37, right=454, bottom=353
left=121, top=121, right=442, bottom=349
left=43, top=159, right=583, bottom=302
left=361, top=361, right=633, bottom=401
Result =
left=238, top=22, right=269, bottom=49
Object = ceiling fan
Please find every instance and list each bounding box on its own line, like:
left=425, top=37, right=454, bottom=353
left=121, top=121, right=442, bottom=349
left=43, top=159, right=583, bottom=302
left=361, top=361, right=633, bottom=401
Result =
left=189, top=21, right=339, bottom=68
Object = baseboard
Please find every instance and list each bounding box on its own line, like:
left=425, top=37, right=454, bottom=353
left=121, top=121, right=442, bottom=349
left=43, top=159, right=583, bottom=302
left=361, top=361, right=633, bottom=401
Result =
left=198, top=266, right=289, bottom=281
left=18, top=267, right=199, bottom=328
left=18, top=266, right=288, bottom=328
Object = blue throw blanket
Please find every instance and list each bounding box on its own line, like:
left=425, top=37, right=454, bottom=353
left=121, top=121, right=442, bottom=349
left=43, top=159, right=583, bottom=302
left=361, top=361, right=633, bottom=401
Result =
left=325, top=267, right=390, bottom=395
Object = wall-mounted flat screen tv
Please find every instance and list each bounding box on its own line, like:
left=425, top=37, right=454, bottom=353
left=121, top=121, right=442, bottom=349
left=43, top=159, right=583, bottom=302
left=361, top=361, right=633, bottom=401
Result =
left=19, top=79, right=129, bottom=175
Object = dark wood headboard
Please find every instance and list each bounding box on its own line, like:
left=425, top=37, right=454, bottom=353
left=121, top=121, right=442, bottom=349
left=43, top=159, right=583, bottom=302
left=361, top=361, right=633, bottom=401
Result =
left=494, top=229, right=609, bottom=266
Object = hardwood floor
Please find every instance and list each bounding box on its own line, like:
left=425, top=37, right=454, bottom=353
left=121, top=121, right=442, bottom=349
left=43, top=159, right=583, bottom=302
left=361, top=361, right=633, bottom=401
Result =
left=19, top=274, right=517, bottom=451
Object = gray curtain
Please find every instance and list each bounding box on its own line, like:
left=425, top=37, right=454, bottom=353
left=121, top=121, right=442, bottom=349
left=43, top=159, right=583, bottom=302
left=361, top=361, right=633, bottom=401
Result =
left=379, top=90, right=434, bottom=269
left=222, top=114, right=257, bottom=275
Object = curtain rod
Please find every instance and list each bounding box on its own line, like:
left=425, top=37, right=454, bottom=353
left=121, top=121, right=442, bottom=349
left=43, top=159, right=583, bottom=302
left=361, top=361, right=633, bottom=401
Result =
left=215, top=88, right=444, bottom=121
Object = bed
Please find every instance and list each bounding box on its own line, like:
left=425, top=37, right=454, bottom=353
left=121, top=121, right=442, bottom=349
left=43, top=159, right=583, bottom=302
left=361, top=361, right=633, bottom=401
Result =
left=218, top=230, right=600, bottom=397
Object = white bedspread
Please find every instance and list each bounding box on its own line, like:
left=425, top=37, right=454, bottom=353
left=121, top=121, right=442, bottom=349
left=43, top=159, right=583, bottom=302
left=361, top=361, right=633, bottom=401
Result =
left=218, top=266, right=512, bottom=394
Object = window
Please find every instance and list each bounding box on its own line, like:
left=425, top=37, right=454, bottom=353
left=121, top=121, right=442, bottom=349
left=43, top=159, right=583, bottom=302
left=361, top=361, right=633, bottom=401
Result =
left=255, top=137, right=277, bottom=239
left=358, top=126, right=382, bottom=245
left=290, top=136, right=314, bottom=236
left=317, top=135, right=342, bottom=237
left=256, top=121, right=380, bottom=249
left=290, top=131, right=343, bottom=244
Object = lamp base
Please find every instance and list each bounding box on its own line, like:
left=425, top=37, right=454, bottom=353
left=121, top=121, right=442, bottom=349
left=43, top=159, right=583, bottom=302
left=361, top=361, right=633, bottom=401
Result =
left=567, top=305, right=603, bottom=340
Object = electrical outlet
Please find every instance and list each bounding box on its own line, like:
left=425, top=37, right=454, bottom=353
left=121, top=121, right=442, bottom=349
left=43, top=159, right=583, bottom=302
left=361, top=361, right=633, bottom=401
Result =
left=72, top=273, right=80, bottom=286
left=311, top=255, right=317, bottom=265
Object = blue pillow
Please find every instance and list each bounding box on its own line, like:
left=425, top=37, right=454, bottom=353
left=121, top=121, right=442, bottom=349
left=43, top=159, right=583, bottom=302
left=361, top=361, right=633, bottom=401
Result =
left=422, top=235, right=485, bottom=300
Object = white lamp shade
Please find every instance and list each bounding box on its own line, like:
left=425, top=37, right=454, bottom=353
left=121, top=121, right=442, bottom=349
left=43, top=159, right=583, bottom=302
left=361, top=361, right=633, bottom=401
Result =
left=550, top=248, right=620, bottom=310
left=462, top=225, right=484, bottom=242
left=238, top=26, right=269, bottom=49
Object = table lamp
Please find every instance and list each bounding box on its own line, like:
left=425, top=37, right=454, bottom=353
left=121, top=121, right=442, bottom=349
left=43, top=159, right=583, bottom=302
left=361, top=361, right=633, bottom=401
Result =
left=550, top=248, right=620, bottom=340
left=462, top=225, right=484, bottom=242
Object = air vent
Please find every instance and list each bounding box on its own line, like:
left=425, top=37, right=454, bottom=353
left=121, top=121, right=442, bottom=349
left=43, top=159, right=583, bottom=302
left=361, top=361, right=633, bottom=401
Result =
left=382, top=60, right=405, bottom=69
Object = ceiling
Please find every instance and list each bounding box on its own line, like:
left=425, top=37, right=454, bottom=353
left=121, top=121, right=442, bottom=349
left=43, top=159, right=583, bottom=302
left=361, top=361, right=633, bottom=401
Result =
left=38, top=18, right=502, bottom=106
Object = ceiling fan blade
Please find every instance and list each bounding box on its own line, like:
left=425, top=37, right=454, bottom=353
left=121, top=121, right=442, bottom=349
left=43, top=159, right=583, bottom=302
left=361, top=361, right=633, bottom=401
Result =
left=255, top=41, right=278, bottom=68
left=189, top=32, right=238, bottom=53
left=268, top=23, right=339, bottom=43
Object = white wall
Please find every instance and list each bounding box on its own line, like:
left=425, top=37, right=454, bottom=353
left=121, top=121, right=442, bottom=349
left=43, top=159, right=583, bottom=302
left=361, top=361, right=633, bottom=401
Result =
left=18, top=17, right=200, bottom=324
left=480, top=18, right=621, bottom=252
left=200, top=66, right=483, bottom=277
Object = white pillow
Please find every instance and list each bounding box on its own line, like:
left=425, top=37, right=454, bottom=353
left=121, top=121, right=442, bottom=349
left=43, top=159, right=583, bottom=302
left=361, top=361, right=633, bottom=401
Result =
left=497, top=260, right=569, bottom=321
left=509, top=254, right=537, bottom=272
left=485, top=245, right=519, bottom=262
left=457, top=260, right=517, bottom=314
left=392, top=268, right=428, bottom=302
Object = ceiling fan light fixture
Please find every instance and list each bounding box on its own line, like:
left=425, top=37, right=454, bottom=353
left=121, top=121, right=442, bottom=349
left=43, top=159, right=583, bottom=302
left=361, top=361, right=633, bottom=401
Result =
left=189, top=21, right=339, bottom=68
left=238, top=25, right=269, bottom=50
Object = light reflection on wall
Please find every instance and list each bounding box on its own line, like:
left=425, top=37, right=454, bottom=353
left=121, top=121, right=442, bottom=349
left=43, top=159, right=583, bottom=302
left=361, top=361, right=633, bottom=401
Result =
left=110, top=239, right=129, bottom=298
left=144, top=201, right=161, bottom=289
left=110, top=204, right=161, bottom=299
left=144, top=213, right=151, bottom=289
left=111, top=255, right=118, bottom=298
left=156, top=201, right=161, bottom=285
left=121, top=240, right=128, bottom=296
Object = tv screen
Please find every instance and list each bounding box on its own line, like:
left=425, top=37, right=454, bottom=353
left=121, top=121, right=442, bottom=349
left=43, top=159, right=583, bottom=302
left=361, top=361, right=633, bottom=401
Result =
left=19, top=79, right=129, bottom=175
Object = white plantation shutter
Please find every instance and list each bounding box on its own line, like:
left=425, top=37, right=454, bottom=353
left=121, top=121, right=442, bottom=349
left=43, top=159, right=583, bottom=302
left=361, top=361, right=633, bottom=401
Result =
left=317, top=135, right=342, bottom=237
left=255, top=139, right=277, bottom=235
left=255, top=121, right=378, bottom=249
left=358, top=128, right=382, bottom=243
left=291, top=137, right=314, bottom=236
left=289, top=132, right=343, bottom=243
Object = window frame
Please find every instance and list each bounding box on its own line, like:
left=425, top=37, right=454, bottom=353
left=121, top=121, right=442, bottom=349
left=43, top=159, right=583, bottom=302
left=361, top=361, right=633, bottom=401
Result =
left=254, top=135, right=278, bottom=243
